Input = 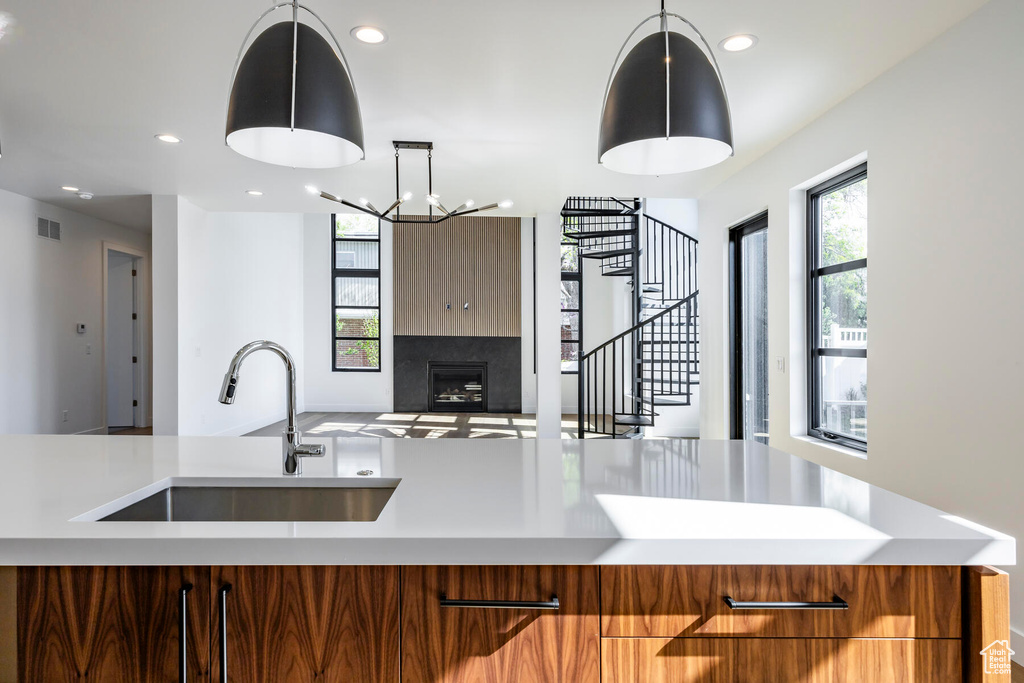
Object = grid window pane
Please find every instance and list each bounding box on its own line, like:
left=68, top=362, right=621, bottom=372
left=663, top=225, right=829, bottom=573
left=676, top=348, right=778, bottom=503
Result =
left=561, top=280, right=580, bottom=310
left=818, top=356, right=867, bottom=440
left=820, top=177, right=867, bottom=267
left=334, top=277, right=379, bottom=307
left=336, top=339, right=380, bottom=369
left=561, top=311, right=580, bottom=341
left=336, top=308, right=379, bottom=338
left=560, top=244, right=579, bottom=272
left=561, top=343, right=579, bottom=373
left=335, top=214, right=379, bottom=239
left=335, top=240, right=379, bottom=269
left=819, top=269, right=867, bottom=348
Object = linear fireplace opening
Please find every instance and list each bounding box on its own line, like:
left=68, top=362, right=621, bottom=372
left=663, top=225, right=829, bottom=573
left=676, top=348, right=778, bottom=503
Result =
left=429, top=362, right=487, bottom=412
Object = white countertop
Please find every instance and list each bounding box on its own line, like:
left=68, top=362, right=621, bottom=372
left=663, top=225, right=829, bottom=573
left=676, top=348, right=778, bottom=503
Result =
left=0, top=435, right=1013, bottom=566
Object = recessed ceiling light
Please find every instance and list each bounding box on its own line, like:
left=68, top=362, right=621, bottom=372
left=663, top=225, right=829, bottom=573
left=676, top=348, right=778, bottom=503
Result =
left=350, top=25, right=387, bottom=44
left=305, top=184, right=319, bottom=195
left=719, top=34, right=758, bottom=52
left=61, top=186, right=79, bottom=192
left=246, top=190, right=263, bottom=196
left=155, top=134, right=182, bottom=144
left=77, top=192, right=94, bottom=200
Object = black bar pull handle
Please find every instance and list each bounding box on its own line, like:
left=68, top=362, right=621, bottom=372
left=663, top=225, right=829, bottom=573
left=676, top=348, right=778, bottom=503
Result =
left=723, top=594, right=849, bottom=610
left=179, top=582, right=193, bottom=683
left=440, top=594, right=560, bottom=610
left=219, top=584, right=232, bottom=681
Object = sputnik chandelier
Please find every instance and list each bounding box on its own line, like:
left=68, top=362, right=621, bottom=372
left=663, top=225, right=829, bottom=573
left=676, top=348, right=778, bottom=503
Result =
left=319, top=141, right=512, bottom=224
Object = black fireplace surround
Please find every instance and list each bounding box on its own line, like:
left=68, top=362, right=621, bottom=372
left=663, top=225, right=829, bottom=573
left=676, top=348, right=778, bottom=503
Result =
left=394, top=336, right=522, bottom=413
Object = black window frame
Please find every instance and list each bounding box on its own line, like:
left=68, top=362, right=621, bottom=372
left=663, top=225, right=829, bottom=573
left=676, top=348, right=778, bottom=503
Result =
left=332, top=212, right=382, bottom=373
left=560, top=239, right=583, bottom=374
left=806, top=163, right=868, bottom=451
left=729, top=211, right=769, bottom=442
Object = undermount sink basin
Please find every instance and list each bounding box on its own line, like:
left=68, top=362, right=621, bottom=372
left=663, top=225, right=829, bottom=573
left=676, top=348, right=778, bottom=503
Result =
left=88, top=478, right=399, bottom=522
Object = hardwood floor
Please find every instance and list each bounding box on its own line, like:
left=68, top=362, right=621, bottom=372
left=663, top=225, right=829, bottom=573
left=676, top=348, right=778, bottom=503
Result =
left=1013, top=661, right=1024, bottom=683
left=245, top=412, right=589, bottom=439
left=108, top=426, right=153, bottom=435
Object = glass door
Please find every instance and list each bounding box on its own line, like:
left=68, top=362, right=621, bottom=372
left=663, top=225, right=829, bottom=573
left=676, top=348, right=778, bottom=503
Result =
left=730, top=214, right=769, bottom=443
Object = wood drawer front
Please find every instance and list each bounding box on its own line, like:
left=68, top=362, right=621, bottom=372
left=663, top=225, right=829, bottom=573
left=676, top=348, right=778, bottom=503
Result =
left=402, top=565, right=600, bottom=683
left=601, top=566, right=960, bottom=639
left=601, top=637, right=961, bottom=683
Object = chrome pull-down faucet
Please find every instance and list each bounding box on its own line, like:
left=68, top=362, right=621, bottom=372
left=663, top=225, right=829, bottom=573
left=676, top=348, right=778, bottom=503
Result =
left=218, top=340, right=324, bottom=476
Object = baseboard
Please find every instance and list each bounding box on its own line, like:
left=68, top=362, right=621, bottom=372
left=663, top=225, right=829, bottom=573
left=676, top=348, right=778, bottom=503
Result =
left=75, top=426, right=108, bottom=436
left=303, top=403, right=394, bottom=413
left=1011, top=626, right=1023, bottom=665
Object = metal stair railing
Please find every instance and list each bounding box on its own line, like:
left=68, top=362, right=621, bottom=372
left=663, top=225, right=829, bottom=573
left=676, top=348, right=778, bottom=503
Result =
left=578, top=292, right=698, bottom=438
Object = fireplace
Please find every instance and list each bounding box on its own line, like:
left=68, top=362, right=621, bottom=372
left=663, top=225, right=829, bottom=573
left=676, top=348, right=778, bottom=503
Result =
left=429, top=362, right=487, bottom=412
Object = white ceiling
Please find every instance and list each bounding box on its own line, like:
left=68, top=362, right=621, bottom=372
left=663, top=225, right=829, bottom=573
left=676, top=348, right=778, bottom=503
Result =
left=0, top=0, right=988, bottom=231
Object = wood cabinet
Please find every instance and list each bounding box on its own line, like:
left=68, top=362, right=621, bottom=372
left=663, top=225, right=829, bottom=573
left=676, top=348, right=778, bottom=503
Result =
left=18, top=565, right=210, bottom=682
left=394, top=217, right=521, bottom=337
left=601, top=565, right=961, bottom=639
left=601, top=637, right=961, bottom=682
left=13, top=563, right=1007, bottom=682
left=210, top=565, right=399, bottom=682
left=401, top=565, right=600, bottom=683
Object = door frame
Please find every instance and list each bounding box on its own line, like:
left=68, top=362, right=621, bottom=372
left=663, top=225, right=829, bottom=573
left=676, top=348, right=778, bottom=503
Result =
left=102, top=241, right=151, bottom=431
left=728, top=212, right=769, bottom=440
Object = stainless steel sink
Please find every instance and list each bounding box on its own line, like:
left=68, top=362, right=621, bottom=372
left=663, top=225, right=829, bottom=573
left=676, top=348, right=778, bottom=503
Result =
left=91, top=478, right=398, bottom=522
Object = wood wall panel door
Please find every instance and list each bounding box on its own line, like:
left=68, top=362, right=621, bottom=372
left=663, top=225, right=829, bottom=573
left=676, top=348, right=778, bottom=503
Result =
left=402, top=565, right=600, bottom=683
left=211, top=565, right=399, bottom=683
left=394, top=216, right=520, bottom=338
left=601, top=565, right=960, bottom=639
left=601, top=637, right=961, bottom=683
left=18, top=565, right=210, bottom=682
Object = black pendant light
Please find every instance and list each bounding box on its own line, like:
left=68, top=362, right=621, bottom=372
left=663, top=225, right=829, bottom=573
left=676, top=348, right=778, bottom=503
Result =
left=599, top=3, right=733, bottom=175
left=225, top=1, right=364, bottom=168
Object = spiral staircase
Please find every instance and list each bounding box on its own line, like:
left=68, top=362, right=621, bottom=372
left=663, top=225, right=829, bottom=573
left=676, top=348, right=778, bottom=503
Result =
left=561, top=197, right=699, bottom=438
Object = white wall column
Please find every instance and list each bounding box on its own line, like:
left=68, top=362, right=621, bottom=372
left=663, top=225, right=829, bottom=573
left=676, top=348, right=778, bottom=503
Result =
left=151, top=195, right=179, bottom=435
left=535, top=212, right=562, bottom=438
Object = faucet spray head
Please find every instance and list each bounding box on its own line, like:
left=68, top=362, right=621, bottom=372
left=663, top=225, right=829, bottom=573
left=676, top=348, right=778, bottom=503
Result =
left=219, top=372, right=239, bottom=404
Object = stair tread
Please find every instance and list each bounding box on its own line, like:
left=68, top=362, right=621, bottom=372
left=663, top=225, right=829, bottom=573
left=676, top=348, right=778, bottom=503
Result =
left=614, top=414, right=655, bottom=426
left=582, top=248, right=633, bottom=259
left=563, top=228, right=637, bottom=239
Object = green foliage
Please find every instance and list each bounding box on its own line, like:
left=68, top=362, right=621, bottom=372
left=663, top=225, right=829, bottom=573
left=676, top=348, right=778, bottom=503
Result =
left=336, top=214, right=379, bottom=239
left=819, top=180, right=868, bottom=341
left=561, top=243, right=579, bottom=272
left=336, top=312, right=380, bottom=368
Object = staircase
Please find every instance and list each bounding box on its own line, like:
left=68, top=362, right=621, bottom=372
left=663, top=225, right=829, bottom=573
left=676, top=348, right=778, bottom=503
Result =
left=561, top=197, right=700, bottom=438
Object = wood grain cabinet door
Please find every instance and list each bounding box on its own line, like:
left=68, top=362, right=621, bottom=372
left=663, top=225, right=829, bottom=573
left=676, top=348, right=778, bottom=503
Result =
left=210, top=566, right=400, bottom=683
left=602, top=637, right=961, bottom=683
left=402, top=565, right=600, bottom=683
left=18, top=565, right=211, bottom=682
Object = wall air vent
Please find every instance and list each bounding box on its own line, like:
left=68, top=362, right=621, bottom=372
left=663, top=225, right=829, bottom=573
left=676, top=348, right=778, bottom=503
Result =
left=36, top=216, right=61, bottom=241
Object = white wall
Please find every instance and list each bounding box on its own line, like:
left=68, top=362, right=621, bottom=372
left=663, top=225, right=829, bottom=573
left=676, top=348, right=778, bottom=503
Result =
left=560, top=259, right=619, bottom=413
left=175, top=209, right=306, bottom=436
left=698, top=0, right=1024, bottom=652
left=0, top=188, right=151, bottom=435
left=303, top=212, right=393, bottom=413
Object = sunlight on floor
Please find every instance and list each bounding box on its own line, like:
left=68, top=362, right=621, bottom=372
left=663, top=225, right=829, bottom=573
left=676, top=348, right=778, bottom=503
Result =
left=468, top=417, right=511, bottom=425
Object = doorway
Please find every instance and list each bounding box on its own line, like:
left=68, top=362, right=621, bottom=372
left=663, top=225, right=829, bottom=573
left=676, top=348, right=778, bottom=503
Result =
left=729, top=213, right=769, bottom=443
left=103, top=243, right=150, bottom=432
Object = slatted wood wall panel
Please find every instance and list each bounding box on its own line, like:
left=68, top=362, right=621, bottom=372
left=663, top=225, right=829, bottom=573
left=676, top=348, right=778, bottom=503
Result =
left=394, top=216, right=520, bottom=337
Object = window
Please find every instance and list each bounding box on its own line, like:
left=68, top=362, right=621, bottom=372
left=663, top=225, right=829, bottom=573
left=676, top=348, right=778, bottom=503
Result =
left=333, top=213, right=381, bottom=371
left=560, top=238, right=582, bottom=373
left=807, top=163, right=867, bottom=450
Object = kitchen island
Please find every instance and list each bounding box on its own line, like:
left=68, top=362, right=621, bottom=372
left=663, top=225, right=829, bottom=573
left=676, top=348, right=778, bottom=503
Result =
left=0, top=435, right=1014, bottom=681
